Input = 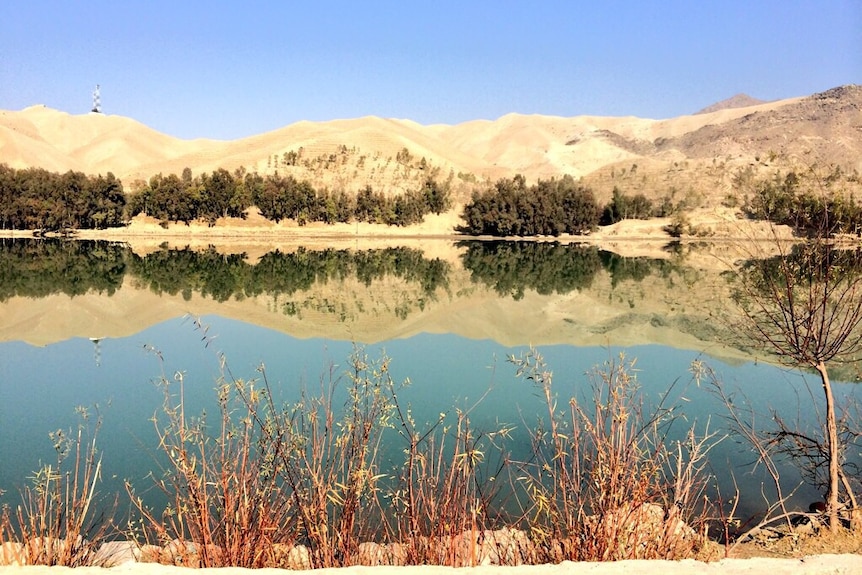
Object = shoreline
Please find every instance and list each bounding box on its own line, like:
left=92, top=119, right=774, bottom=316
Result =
left=3, top=554, right=862, bottom=574
left=1, top=206, right=798, bottom=245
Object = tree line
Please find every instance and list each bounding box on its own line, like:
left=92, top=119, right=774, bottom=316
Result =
left=10, top=161, right=860, bottom=237
left=0, top=161, right=640, bottom=236
left=0, top=165, right=126, bottom=231
left=128, top=168, right=452, bottom=228
left=0, top=162, right=664, bottom=236
left=0, top=164, right=452, bottom=231
left=458, top=175, right=601, bottom=237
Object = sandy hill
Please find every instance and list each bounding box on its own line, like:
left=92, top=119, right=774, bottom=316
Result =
left=1, top=85, right=860, bottom=204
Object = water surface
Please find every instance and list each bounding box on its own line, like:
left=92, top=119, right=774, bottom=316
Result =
left=0, top=238, right=856, bottom=522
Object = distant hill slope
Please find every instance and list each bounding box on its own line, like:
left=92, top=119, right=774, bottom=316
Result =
left=1, top=85, right=860, bottom=206
left=695, top=93, right=767, bottom=114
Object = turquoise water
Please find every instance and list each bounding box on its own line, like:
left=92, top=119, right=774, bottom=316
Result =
left=1, top=313, right=853, bottom=521
left=1, top=238, right=859, bottom=524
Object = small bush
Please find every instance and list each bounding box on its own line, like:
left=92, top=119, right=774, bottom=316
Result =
left=664, top=213, right=690, bottom=238
left=126, top=354, right=297, bottom=568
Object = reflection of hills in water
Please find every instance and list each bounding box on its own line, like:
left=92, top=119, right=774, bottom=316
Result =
left=0, top=238, right=738, bottom=358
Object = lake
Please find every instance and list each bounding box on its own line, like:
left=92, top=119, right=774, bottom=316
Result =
left=0, top=237, right=857, bottom=522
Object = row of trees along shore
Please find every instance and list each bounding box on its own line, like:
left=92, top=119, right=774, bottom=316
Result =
left=0, top=165, right=452, bottom=231
left=0, top=163, right=678, bottom=235
left=128, top=167, right=452, bottom=227
left=0, top=165, right=125, bottom=231
left=741, top=168, right=862, bottom=235
left=3, top=162, right=862, bottom=237
left=457, top=175, right=683, bottom=236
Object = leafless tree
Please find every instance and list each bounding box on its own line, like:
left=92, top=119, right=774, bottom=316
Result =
left=731, top=232, right=862, bottom=530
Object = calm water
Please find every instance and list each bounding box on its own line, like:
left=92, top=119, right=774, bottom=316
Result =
left=0, top=238, right=857, bottom=521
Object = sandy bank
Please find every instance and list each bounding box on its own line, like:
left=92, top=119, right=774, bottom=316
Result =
left=4, top=555, right=862, bottom=575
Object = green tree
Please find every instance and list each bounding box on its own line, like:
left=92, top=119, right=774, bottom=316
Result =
left=555, top=175, right=600, bottom=235
left=199, top=168, right=239, bottom=224
left=458, top=175, right=598, bottom=237
left=601, top=187, right=654, bottom=225
left=0, top=164, right=15, bottom=229
left=144, top=173, right=197, bottom=224
left=86, top=172, right=126, bottom=228
left=252, top=174, right=289, bottom=222
left=355, top=185, right=385, bottom=223
left=420, top=177, right=451, bottom=215
left=742, top=168, right=862, bottom=236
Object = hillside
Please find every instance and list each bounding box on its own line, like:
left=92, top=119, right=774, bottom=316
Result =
left=1, top=85, right=860, bottom=207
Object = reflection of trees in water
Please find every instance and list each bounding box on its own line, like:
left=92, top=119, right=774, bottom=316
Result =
left=0, top=239, right=690, bottom=305
left=0, top=238, right=126, bottom=300
left=0, top=241, right=451, bottom=311
left=600, top=250, right=696, bottom=290
left=459, top=242, right=601, bottom=300
left=0, top=237, right=710, bottom=308
left=458, top=241, right=691, bottom=300
left=128, top=247, right=248, bottom=302
left=733, top=243, right=862, bottom=383
left=130, top=247, right=452, bottom=303
left=248, top=249, right=352, bottom=297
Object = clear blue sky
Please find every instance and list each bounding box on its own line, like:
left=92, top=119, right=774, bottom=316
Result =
left=1, top=1, right=859, bottom=140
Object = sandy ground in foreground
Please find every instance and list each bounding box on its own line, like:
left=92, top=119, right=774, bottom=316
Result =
left=4, top=555, right=862, bottom=575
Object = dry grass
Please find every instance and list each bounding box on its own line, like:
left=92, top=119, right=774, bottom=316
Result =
left=386, top=382, right=515, bottom=566
left=0, top=408, right=114, bottom=566
left=509, top=349, right=718, bottom=562
left=125, top=349, right=297, bottom=568
left=2, top=335, right=721, bottom=568
left=127, top=341, right=399, bottom=569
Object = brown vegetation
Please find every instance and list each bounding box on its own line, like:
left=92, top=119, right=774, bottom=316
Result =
left=1, top=341, right=718, bottom=568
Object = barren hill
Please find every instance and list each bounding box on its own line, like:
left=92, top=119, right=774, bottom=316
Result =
left=695, top=93, right=767, bottom=114
left=1, top=85, right=860, bottom=205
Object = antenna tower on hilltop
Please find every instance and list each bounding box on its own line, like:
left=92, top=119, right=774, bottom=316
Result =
left=92, top=84, right=102, bottom=113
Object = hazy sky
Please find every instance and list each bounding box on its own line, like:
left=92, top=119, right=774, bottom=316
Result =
left=1, top=1, right=859, bottom=140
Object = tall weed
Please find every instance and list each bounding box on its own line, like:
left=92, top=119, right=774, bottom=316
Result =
left=510, top=349, right=717, bottom=561
left=126, top=355, right=296, bottom=568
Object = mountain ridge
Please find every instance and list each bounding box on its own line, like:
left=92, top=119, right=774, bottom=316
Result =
left=1, top=85, right=860, bottom=206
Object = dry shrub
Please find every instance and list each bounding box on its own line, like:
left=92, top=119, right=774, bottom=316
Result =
left=128, top=344, right=396, bottom=569
left=386, top=394, right=515, bottom=566
left=510, top=349, right=717, bottom=561
left=126, top=352, right=296, bottom=568
left=0, top=408, right=114, bottom=566
left=264, top=349, right=395, bottom=568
